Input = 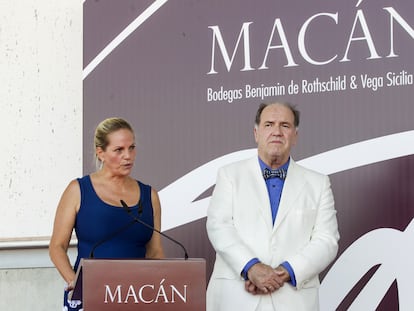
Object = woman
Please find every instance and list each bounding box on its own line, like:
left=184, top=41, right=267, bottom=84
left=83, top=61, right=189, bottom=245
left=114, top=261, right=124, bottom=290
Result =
left=49, top=117, right=165, bottom=310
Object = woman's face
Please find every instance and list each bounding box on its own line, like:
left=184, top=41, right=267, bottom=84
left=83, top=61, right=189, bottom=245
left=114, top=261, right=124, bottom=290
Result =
left=98, top=128, right=136, bottom=176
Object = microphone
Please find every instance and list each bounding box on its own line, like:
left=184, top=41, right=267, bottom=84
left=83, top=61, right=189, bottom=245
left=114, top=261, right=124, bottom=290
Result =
left=89, top=219, right=136, bottom=258
left=120, top=199, right=189, bottom=260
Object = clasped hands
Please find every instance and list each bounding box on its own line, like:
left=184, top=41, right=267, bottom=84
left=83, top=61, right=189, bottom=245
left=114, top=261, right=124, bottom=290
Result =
left=245, top=263, right=290, bottom=295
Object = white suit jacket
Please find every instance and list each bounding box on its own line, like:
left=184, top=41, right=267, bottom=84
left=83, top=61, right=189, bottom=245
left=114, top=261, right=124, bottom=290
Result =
left=206, top=157, right=339, bottom=311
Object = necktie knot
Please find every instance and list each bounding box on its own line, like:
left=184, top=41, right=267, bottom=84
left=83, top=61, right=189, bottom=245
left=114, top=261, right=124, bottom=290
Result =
left=263, top=168, right=287, bottom=180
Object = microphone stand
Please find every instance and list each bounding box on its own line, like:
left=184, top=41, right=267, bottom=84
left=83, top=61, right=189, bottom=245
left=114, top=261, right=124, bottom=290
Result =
left=120, top=200, right=189, bottom=260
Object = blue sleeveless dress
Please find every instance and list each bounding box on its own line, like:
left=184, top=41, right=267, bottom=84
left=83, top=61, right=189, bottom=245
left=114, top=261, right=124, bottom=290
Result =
left=63, top=175, right=154, bottom=310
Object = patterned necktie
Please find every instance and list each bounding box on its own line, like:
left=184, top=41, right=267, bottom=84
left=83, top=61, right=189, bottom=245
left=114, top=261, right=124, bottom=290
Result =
left=263, top=167, right=287, bottom=180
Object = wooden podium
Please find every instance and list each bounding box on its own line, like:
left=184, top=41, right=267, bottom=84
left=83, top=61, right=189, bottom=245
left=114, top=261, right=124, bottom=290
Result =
left=70, top=258, right=206, bottom=310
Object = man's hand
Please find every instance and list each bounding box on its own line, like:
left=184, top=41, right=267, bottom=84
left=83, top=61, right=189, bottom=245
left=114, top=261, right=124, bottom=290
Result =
left=245, top=263, right=286, bottom=294
left=274, top=265, right=291, bottom=283
left=245, top=264, right=290, bottom=295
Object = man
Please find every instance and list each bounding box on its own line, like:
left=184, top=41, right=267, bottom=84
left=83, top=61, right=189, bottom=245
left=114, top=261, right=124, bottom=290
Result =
left=206, top=102, right=339, bottom=311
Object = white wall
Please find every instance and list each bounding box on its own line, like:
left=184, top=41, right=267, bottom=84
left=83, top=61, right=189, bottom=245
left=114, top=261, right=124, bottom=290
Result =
left=0, top=0, right=82, bottom=310
left=0, top=268, right=63, bottom=310
left=0, top=0, right=82, bottom=240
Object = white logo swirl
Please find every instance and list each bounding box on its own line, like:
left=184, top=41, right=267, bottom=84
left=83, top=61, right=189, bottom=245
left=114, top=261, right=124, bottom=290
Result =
left=320, top=218, right=414, bottom=310
left=160, top=130, right=414, bottom=231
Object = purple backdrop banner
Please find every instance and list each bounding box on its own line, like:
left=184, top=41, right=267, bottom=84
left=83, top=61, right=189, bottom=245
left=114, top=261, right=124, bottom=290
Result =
left=83, top=1, right=414, bottom=309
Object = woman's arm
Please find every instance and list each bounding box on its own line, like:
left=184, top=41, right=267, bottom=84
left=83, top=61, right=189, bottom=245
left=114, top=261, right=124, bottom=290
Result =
left=49, top=179, right=80, bottom=289
left=145, top=188, right=165, bottom=259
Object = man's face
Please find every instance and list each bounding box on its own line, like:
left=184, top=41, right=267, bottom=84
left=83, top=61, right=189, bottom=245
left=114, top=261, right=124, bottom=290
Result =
left=254, top=103, right=298, bottom=167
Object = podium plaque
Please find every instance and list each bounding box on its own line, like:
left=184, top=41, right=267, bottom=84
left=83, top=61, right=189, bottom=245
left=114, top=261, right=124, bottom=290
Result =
left=70, top=258, right=206, bottom=310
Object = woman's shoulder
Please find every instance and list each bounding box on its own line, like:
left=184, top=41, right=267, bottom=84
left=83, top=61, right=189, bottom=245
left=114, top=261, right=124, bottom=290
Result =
left=66, top=177, right=84, bottom=190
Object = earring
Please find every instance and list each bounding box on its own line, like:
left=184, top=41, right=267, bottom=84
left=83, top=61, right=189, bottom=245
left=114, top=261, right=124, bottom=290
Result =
left=99, top=159, right=104, bottom=170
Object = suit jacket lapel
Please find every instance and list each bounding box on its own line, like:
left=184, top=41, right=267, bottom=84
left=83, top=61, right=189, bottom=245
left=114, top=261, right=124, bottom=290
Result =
left=246, top=158, right=274, bottom=232
left=273, top=160, right=306, bottom=231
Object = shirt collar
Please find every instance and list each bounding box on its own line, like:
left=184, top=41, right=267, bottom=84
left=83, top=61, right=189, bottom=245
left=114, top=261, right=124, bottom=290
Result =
left=258, top=156, right=290, bottom=172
